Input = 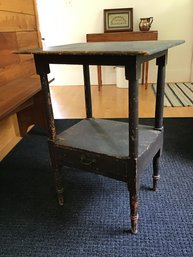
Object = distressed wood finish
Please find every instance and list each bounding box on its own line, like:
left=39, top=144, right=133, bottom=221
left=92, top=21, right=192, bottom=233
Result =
left=18, top=40, right=184, bottom=233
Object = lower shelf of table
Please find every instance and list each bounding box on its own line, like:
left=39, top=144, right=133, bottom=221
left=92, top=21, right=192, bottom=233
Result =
left=52, top=119, right=163, bottom=181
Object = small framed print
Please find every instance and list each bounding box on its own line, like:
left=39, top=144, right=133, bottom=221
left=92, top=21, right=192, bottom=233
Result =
left=104, top=8, right=133, bottom=33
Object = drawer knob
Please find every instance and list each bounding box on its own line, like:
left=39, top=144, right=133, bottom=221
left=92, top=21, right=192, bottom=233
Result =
left=80, top=154, right=95, bottom=166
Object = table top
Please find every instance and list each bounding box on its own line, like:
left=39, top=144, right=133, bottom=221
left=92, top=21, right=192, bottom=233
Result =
left=17, top=40, right=184, bottom=57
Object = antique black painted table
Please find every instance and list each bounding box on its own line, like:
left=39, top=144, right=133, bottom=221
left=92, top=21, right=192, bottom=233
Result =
left=17, top=40, right=184, bottom=233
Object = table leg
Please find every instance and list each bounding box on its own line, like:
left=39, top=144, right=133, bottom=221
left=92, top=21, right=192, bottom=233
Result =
left=141, top=62, right=149, bottom=89
left=155, top=54, right=167, bottom=130
left=129, top=187, right=139, bottom=234
left=153, top=53, right=167, bottom=191
left=83, top=65, right=92, bottom=118
left=48, top=141, right=64, bottom=206
left=128, top=77, right=139, bottom=234
left=39, top=73, right=56, bottom=140
left=145, top=62, right=149, bottom=89
left=142, top=63, right=145, bottom=85
left=125, top=60, right=140, bottom=233
left=39, top=73, right=64, bottom=206
left=97, top=65, right=102, bottom=91
left=153, top=149, right=161, bottom=191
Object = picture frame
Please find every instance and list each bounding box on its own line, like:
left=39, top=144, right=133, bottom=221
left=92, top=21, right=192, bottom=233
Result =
left=104, top=8, right=133, bottom=33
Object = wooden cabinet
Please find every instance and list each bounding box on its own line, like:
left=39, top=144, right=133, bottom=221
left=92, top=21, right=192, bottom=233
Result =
left=86, top=31, right=158, bottom=90
left=0, top=0, right=46, bottom=160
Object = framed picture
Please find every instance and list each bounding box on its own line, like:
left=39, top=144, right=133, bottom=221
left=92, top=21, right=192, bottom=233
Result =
left=104, top=8, right=133, bottom=33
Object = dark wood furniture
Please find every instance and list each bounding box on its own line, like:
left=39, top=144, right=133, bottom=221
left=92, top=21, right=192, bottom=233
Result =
left=86, top=31, right=158, bottom=90
left=17, top=40, right=184, bottom=234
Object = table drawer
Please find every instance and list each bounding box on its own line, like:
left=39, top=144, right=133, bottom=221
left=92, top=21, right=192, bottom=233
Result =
left=56, top=147, right=127, bottom=182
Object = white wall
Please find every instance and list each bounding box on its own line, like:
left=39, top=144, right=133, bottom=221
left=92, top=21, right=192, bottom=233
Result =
left=37, top=0, right=193, bottom=85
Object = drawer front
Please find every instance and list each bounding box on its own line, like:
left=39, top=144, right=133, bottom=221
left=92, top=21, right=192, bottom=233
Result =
left=57, top=147, right=127, bottom=182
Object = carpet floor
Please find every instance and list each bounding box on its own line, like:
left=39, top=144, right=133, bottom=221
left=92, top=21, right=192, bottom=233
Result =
left=0, top=118, right=193, bottom=257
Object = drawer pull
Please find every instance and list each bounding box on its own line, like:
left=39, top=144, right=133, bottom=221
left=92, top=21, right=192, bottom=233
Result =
left=80, top=154, right=95, bottom=166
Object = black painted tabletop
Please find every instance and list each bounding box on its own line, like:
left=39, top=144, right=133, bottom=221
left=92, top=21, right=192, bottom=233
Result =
left=16, top=40, right=184, bottom=56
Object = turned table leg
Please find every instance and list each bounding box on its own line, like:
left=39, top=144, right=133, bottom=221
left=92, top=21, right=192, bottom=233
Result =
left=153, top=150, right=161, bottom=191
left=126, top=62, right=140, bottom=233
left=129, top=190, right=139, bottom=234
left=48, top=141, right=64, bottom=206
left=35, top=57, right=65, bottom=206
left=97, top=65, right=102, bottom=91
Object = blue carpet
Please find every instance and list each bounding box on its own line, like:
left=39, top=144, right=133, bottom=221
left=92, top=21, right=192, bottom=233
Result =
left=0, top=118, right=193, bottom=257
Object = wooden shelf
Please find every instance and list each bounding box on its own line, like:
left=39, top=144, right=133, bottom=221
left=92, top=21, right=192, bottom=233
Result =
left=54, top=119, right=163, bottom=181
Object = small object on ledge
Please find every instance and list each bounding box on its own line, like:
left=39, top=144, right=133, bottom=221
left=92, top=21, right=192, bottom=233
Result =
left=139, top=17, right=153, bottom=31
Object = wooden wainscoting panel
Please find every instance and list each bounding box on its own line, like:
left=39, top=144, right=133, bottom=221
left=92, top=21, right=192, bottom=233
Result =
left=16, top=31, right=39, bottom=49
left=0, top=11, right=36, bottom=32
left=32, top=0, right=43, bottom=48
left=0, top=0, right=43, bottom=159
left=0, top=49, right=20, bottom=67
left=0, top=32, right=20, bottom=67
left=0, top=59, right=36, bottom=87
left=0, top=0, right=35, bottom=15
left=0, top=32, right=18, bottom=49
left=0, top=114, right=21, bottom=161
left=16, top=31, right=39, bottom=61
